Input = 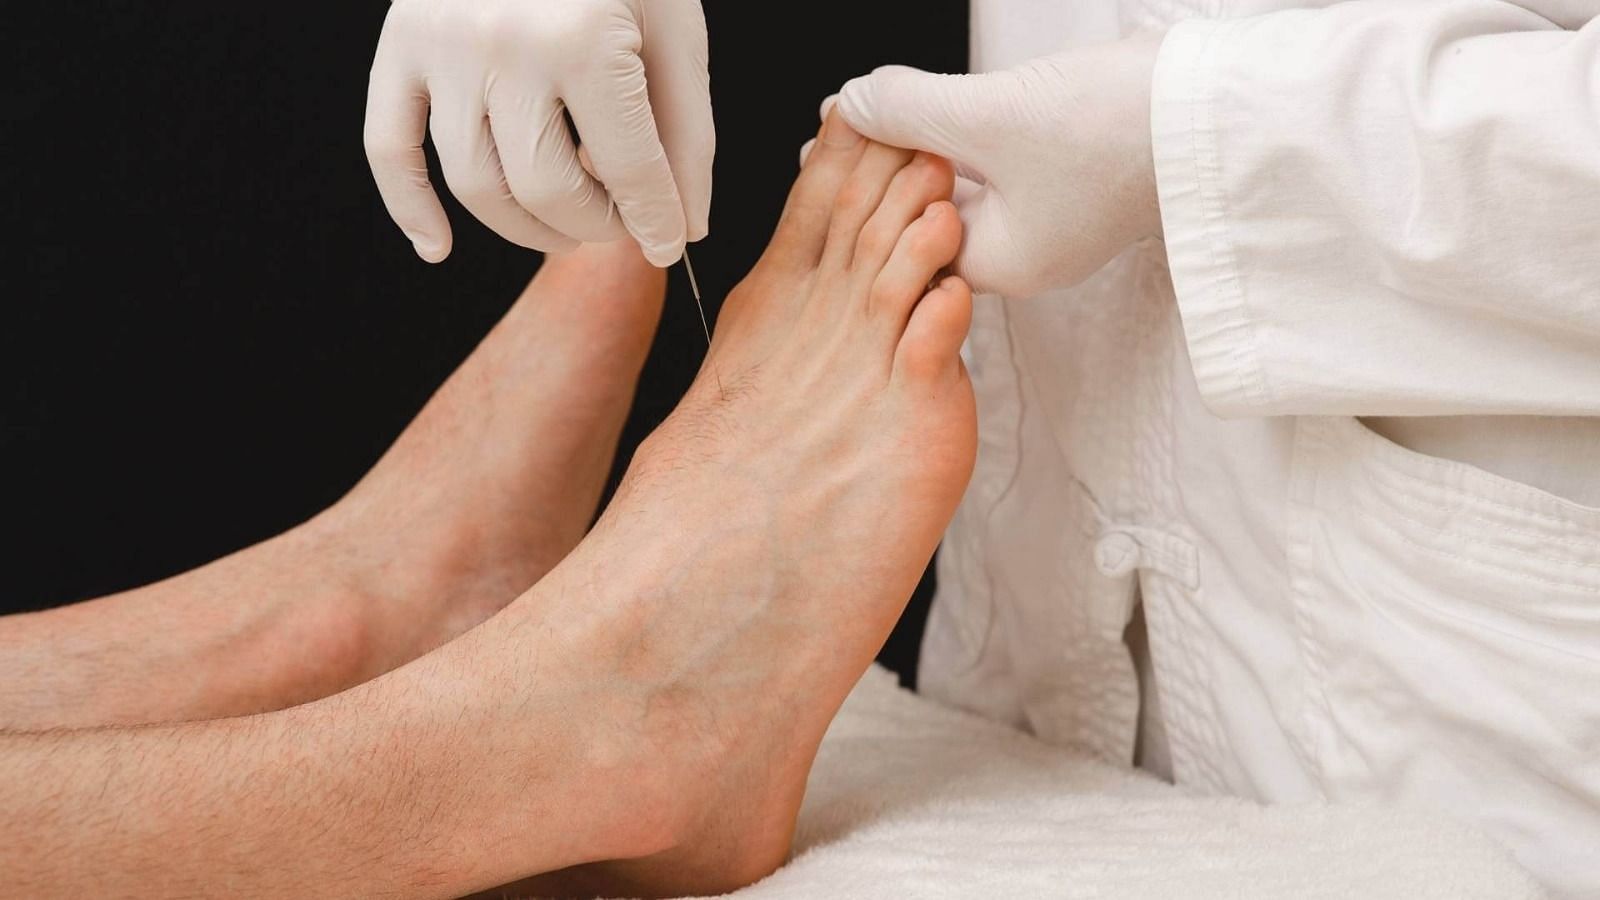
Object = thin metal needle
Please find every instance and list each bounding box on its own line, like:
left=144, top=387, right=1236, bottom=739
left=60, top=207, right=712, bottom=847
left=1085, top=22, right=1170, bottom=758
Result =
left=681, top=248, right=723, bottom=398
left=683, top=248, right=712, bottom=348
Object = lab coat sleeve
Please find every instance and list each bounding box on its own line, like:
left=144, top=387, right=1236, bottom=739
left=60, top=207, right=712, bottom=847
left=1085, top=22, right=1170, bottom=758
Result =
left=1152, top=0, right=1600, bottom=416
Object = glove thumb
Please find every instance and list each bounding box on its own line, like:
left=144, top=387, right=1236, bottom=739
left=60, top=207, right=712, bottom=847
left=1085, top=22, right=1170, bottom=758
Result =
left=835, top=66, right=992, bottom=170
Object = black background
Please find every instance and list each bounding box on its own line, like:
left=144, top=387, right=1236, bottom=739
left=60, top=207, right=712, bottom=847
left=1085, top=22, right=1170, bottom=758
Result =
left=2, top=3, right=969, bottom=685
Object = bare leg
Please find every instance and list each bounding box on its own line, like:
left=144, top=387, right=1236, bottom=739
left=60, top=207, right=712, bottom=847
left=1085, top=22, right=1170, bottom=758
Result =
left=2, top=645, right=666, bottom=900
left=0, top=241, right=664, bottom=730
left=2, top=116, right=975, bottom=899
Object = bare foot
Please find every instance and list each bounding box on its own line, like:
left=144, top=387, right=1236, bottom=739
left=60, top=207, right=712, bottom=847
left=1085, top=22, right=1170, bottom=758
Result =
left=477, top=112, right=977, bottom=897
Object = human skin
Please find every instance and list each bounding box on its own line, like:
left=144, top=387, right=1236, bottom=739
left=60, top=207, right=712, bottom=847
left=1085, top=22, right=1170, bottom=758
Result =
left=1, top=112, right=976, bottom=899
left=0, top=239, right=665, bottom=731
left=829, top=33, right=1163, bottom=298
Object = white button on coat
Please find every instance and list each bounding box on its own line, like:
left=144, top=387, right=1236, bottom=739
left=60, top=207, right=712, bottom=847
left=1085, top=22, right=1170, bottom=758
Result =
left=1093, top=533, right=1142, bottom=579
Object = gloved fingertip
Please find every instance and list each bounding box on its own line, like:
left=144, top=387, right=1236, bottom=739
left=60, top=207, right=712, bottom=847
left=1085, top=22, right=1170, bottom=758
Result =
left=682, top=184, right=713, bottom=243
left=839, top=65, right=925, bottom=120
left=835, top=77, right=866, bottom=110
left=834, top=82, right=873, bottom=131
left=642, top=242, right=682, bottom=269
left=949, top=248, right=991, bottom=298
left=411, top=236, right=451, bottom=264
left=547, top=235, right=583, bottom=255
left=869, top=63, right=923, bottom=78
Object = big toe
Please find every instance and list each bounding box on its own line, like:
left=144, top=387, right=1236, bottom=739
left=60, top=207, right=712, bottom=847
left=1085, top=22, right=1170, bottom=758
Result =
left=760, top=110, right=870, bottom=273
left=895, top=275, right=973, bottom=385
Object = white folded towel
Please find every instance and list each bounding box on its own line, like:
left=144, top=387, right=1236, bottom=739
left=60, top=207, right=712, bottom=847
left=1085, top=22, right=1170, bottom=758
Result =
left=722, top=666, right=1544, bottom=899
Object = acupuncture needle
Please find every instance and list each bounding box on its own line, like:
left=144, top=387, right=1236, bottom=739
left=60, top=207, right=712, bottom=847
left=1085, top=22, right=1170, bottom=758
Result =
left=682, top=247, right=712, bottom=348
left=681, top=248, right=723, bottom=397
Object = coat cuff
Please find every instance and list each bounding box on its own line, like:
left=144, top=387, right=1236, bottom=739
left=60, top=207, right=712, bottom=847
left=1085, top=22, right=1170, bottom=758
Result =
left=1151, top=19, right=1273, bottom=417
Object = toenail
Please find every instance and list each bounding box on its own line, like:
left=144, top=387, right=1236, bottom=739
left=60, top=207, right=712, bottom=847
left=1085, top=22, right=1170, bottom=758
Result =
left=822, top=112, right=863, bottom=148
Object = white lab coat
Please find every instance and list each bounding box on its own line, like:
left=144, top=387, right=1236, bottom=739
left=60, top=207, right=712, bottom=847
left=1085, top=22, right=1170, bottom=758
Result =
left=932, top=0, right=1600, bottom=895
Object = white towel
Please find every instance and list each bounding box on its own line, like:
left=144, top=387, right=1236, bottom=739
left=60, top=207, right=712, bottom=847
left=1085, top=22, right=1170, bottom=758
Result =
left=721, top=666, right=1545, bottom=899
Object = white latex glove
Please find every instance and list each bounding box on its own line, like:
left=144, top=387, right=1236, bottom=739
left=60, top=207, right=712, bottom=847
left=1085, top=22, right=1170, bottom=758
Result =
left=832, top=36, right=1163, bottom=297
left=364, top=0, right=713, bottom=267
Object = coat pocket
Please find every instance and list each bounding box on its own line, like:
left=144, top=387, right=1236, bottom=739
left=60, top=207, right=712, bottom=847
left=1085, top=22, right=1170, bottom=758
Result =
left=1286, top=416, right=1600, bottom=895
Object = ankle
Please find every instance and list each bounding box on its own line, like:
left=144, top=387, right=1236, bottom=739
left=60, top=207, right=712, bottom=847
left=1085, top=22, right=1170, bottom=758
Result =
left=306, top=481, right=545, bottom=667
left=259, top=518, right=392, bottom=681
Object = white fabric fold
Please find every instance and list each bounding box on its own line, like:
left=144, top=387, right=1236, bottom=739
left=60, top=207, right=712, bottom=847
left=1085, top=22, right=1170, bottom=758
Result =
left=714, top=667, right=1545, bottom=899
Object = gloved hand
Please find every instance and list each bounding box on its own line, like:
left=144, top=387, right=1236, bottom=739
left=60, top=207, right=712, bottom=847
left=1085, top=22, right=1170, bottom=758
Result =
left=831, top=36, right=1163, bottom=297
left=364, top=0, right=713, bottom=267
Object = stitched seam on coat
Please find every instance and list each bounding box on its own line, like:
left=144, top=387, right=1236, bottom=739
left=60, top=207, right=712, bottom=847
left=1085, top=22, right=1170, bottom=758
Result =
left=1187, top=19, right=1275, bottom=410
left=1323, top=417, right=1600, bottom=581
left=1346, top=417, right=1600, bottom=523
left=1285, top=420, right=1337, bottom=791
left=1370, top=484, right=1600, bottom=559
left=1340, top=519, right=1600, bottom=660
left=1335, top=418, right=1600, bottom=553
left=1349, top=501, right=1600, bottom=594
left=1362, top=454, right=1600, bottom=541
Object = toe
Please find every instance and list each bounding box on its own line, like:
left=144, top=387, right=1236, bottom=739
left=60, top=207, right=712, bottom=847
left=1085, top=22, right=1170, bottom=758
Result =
left=870, top=201, right=963, bottom=321
left=895, top=276, right=973, bottom=384
left=763, top=111, right=869, bottom=272
left=819, top=141, right=917, bottom=273
left=851, top=153, right=955, bottom=279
